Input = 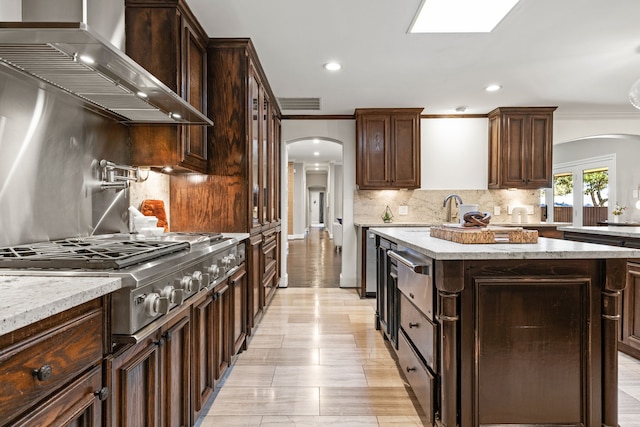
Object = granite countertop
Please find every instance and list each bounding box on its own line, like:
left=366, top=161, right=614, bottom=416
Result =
left=356, top=221, right=569, bottom=228
left=0, top=276, right=121, bottom=336
left=559, top=226, right=640, bottom=238
left=370, top=227, right=640, bottom=261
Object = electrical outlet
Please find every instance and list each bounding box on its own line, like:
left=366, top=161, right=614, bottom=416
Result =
left=399, top=205, right=408, bottom=215
left=494, top=206, right=501, bottom=215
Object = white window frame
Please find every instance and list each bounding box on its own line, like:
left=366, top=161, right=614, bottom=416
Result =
left=546, top=154, right=616, bottom=225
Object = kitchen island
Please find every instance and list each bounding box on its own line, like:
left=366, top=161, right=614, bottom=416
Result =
left=370, top=227, right=640, bottom=427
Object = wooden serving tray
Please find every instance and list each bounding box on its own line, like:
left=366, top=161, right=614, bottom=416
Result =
left=430, top=225, right=538, bottom=244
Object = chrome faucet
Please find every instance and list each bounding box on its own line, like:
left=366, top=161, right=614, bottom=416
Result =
left=442, top=194, right=463, bottom=223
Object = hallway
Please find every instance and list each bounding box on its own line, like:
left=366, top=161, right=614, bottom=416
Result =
left=198, top=229, right=640, bottom=426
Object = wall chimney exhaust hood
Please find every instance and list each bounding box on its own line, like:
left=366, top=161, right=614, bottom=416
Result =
left=0, top=22, right=213, bottom=126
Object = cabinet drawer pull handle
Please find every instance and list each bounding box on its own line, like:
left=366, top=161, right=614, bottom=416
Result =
left=406, top=366, right=416, bottom=373
left=409, top=322, right=419, bottom=328
left=94, top=387, right=109, bottom=401
left=33, top=364, right=53, bottom=381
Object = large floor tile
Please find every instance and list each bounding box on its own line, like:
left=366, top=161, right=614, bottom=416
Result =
left=319, top=387, right=420, bottom=416
left=260, top=416, right=379, bottom=426
left=207, top=387, right=320, bottom=416
left=272, top=365, right=368, bottom=387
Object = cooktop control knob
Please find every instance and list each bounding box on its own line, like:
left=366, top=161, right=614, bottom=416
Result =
left=144, top=293, right=169, bottom=317
left=175, top=275, right=194, bottom=293
left=208, top=264, right=219, bottom=279
left=161, top=286, right=185, bottom=306
left=227, top=253, right=236, bottom=267
left=192, top=271, right=203, bottom=291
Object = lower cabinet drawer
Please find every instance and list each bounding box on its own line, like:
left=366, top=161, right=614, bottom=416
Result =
left=400, top=293, right=437, bottom=371
left=397, top=331, right=435, bottom=424
left=0, top=306, right=103, bottom=425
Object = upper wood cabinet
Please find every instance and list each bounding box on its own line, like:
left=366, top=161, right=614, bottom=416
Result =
left=125, top=0, right=209, bottom=173
left=488, top=106, right=557, bottom=189
left=355, top=108, right=423, bottom=189
left=170, top=38, right=281, bottom=233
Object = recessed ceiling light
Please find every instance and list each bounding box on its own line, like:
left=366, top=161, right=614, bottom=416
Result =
left=313, top=152, right=320, bottom=156
left=485, top=84, right=502, bottom=92
left=313, top=138, right=320, bottom=144
left=410, top=0, right=519, bottom=33
left=323, top=62, right=342, bottom=71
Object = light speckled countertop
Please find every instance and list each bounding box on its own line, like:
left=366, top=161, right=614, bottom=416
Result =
left=559, top=226, right=640, bottom=238
left=356, top=222, right=569, bottom=228
left=370, top=227, right=640, bottom=260
left=0, top=276, right=121, bottom=336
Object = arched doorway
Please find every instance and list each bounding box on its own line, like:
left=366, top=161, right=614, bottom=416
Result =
left=283, top=137, right=343, bottom=287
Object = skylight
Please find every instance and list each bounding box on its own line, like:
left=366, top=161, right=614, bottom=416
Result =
left=409, top=0, right=519, bottom=33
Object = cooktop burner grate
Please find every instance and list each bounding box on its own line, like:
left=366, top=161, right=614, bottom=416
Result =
left=0, top=237, right=190, bottom=270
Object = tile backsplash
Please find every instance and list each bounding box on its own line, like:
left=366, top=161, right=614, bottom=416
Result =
left=354, top=189, right=541, bottom=225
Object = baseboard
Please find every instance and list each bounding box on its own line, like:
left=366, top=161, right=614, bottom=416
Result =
left=288, top=234, right=306, bottom=240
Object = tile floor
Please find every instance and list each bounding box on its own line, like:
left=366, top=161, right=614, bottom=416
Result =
left=197, top=286, right=640, bottom=426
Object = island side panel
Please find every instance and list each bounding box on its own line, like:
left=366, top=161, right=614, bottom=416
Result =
left=603, top=258, right=627, bottom=427
left=443, top=258, right=604, bottom=427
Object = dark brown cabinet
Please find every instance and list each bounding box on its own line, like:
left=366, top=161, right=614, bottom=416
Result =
left=125, top=0, right=209, bottom=173
left=0, top=299, right=106, bottom=427
left=563, top=231, right=640, bottom=359
left=213, top=278, right=232, bottom=383
left=488, top=107, right=556, bottom=189
left=355, top=108, right=422, bottom=189
left=191, top=289, right=215, bottom=422
left=623, top=262, right=640, bottom=359
left=169, top=38, right=281, bottom=332
left=159, top=305, right=191, bottom=427
left=107, top=335, right=161, bottom=427
left=230, top=264, right=248, bottom=355
left=108, top=303, right=191, bottom=427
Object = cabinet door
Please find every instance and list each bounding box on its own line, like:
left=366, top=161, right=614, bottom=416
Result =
left=180, top=14, right=207, bottom=172
left=357, top=114, right=390, bottom=188
left=501, top=113, right=528, bottom=187
left=488, top=107, right=555, bottom=189
left=391, top=113, right=420, bottom=188
left=525, top=113, right=553, bottom=188
left=192, top=292, right=214, bottom=421
left=623, top=263, right=640, bottom=358
left=231, top=264, right=248, bottom=355
left=108, top=338, right=161, bottom=427
left=213, top=281, right=231, bottom=381
left=160, top=307, right=191, bottom=427
left=248, top=234, right=264, bottom=332
left=12, top=365, right=104, bottom=427
left=249, top=67, right=262, bottom=230
left=125, top=1, right=208, bottom=173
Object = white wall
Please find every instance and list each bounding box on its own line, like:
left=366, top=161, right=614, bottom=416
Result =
left=554, top=116, right=640, bottom=144
left=0, top=0, right=21, bottom=20
left=281, top=119, right=356, bottom=288
left=421, top=118, right=488, bottom=189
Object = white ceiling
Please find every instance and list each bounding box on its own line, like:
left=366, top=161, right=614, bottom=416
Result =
left=287, top=139, right=343, bottom=164
left=187, top=0, right=640, bottom=118
left=185, top=0, right=640, bottom=165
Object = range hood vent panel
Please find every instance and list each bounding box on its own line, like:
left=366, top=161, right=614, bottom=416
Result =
left=0, top=23, right=213, bottom=125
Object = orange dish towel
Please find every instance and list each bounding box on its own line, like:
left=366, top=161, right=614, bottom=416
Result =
left=140, top=199, right=169, bottom=231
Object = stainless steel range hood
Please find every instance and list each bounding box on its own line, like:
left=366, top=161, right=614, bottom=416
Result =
left=0, top=22, right=213, bottom=125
